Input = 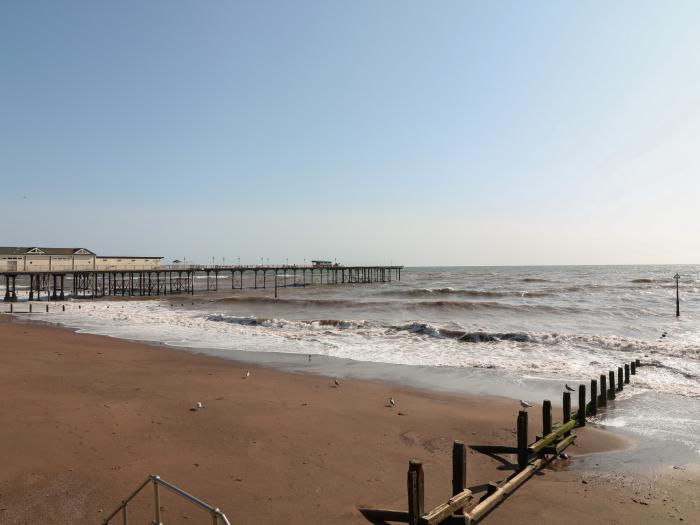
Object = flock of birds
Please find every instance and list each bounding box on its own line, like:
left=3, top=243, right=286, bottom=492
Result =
left=189, top=367, right=400, bottom=412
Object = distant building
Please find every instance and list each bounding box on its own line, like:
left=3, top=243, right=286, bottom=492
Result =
left=0, top=247, right=163, bottom=272
left=311, top=260, right=334, bottom=268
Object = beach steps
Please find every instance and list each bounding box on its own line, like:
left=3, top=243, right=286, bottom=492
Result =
left=102, top=474, right=231, bottom=525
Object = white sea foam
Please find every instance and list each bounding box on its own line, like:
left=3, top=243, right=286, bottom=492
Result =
left=20, top=299, right=700, bottom=399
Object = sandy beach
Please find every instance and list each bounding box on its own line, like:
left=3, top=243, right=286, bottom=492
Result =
left=0, top=315, right=697, bottom=524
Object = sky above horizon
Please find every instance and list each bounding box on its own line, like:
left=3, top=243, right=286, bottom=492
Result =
left=2, top=1, right=700, bottom=266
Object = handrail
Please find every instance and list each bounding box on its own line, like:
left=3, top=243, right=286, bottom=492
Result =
left=102, top=474, right=232, bottom=525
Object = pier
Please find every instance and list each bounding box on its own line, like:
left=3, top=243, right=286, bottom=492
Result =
left=1, top=264, right=403, bottom=301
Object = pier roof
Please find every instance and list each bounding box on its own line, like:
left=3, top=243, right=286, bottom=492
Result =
left=0, top=247, right=95, bottom=256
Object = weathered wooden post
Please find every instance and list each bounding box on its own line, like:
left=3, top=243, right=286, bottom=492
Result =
left=617, top=367, right=623, bottom=391
left=635, top=358, right=641, bottom=367
left=674, top=273, right=680, bottom=316
left=46, top=304, right=49, bottom=313
left=517, top=410, right=528, bottom=470
left=542, top=400, right=552, bottom=436
left=62, top=304, right=65, bottom=312
left=563, top=392, right=572, bottom=437
left=589, top=379, right=598, bottom=415
left=407, top=460, right=424, bottom=525
left=624, top=364, right=630, bottom=384
left=452, top=441, right=466, bottom=515
left=631, top=361, right=636, bottom=375
left=577, top=385, right=586, bottom=426
left=608, top=371, right=616, bottom=400
left=29, top=303, right=32, bottom=313
left=608, top=370, right=615, bottom=399
left=599, top=374, right=607, bottom=407
left=9, top=303, right=12, bottom=313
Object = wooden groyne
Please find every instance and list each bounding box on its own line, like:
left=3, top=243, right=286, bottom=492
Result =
left=360, top=358, right=645, bottom=524
left=0, top=264, right=403, bottom=301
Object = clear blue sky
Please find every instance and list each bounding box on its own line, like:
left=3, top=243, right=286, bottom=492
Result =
left=2, top=1, right=699, bottom=265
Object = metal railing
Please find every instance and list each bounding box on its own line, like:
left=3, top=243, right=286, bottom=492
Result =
left=102, top=474, right=232, bottom=525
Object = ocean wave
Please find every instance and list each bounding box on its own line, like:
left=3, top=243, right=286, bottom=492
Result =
left=631, top=278, right=654, bottom=283
left=379, top=286, right=586, bottom=299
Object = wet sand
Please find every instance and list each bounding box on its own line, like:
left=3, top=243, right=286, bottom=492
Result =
left=0, top=315, right=697, bottom=524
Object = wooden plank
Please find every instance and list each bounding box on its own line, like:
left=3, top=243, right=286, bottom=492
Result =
left=419, top=489, right=473, bottom=525
left=542, top=433, right=576, bottom=455
left=464, top=455, right=550, bottom=524
left=528, top=419, right=576, bottom=454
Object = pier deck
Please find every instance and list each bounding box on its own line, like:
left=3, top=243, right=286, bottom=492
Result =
left=1, top=265, right=403, bottom=301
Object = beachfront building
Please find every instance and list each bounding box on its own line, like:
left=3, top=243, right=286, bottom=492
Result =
left=0, top=247, right=163, bottom=272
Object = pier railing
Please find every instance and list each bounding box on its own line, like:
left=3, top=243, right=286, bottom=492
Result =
left=102, top=474, right=231, bottom=525
left=360, top=358, right=645, bottom=524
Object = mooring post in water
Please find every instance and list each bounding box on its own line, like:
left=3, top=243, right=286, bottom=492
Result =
left=590, top=379, right=598, bottom=415
left=517, top=410, right=529, bottom=470
left=635, top=358, right=641, bottom=368
left=599, top=374, right=607, bottom=407
left=563, top=392, right=572, bottom=436
left=674, top=273, right=680, bottom=316
left=407, top=460, right=424, bottom=525
left=578, top=385, right=586, bottom=426
left=617, top=367, right=623, bottom=391
left=624, top=364, right=630, bottom=384
left=542, top=400, right=552, bottom=436
left=608, top=371, right=616, bottom=400
left=631, top=361, right=636, bottom=375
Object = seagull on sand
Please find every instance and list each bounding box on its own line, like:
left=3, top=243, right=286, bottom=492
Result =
left=389, top=397, right=396, bottom=408
left=334, top=379, right=340, bottom=387
left=190, top=401, right=203, bottom=412
left=519, top=400, right=532, bottom=410
left=244, top=370, right=250, bottom=379
left=565, top=384, right=575, bottom=392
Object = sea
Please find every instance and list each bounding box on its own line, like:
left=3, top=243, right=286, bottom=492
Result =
left=6, top=265, right=700, bottom=471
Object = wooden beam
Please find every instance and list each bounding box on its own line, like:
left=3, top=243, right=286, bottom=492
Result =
left=419, top=489, right=472, bottom=525
left=528, top=419, right=576, bottom=454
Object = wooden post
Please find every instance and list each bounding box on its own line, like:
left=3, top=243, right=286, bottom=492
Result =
left=635, top=358, right=641, bottom=367
left=617, top=367, right=623, bottom=391
left=631, top=361, right=636, bottom=375
left=563, top=392, right=571, bottom=437
left=517, top=410, right=528, bottom=470
left=590, top=379, right=598, bottom=415
left=542, top=400, right=552, bottom=436
left=452, top=441, right=466, bottom=515
left=9, top=303, right=12, bottom=313
left=599, top=374, right=607, bottom=407
left=624, top=364, right=630, bottom=384
left=29, top=303, right=32, bottom=313
left=407, top=460, right=424, bottom=525
left=577, top=385, right=586, bottom=427
left=608, top=371, right=616, bottom=400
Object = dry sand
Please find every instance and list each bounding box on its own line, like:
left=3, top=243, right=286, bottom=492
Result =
left=0, top=315, right=697, bottom=524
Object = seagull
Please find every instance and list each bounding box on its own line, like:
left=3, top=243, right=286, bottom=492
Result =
left=519, top=400, right=532, bottom=410
left=244, top=370, right=250, bottom=379
left=565, top=384, right=575, bottom=392
left=190, top=401, right=203, bottom=412
left=334, top=379, right=340, bottom=387
left=389, top=397, right=396, bottom=408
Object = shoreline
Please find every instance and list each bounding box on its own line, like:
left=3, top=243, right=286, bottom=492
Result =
left=0, top=315, right=698, bottom=523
